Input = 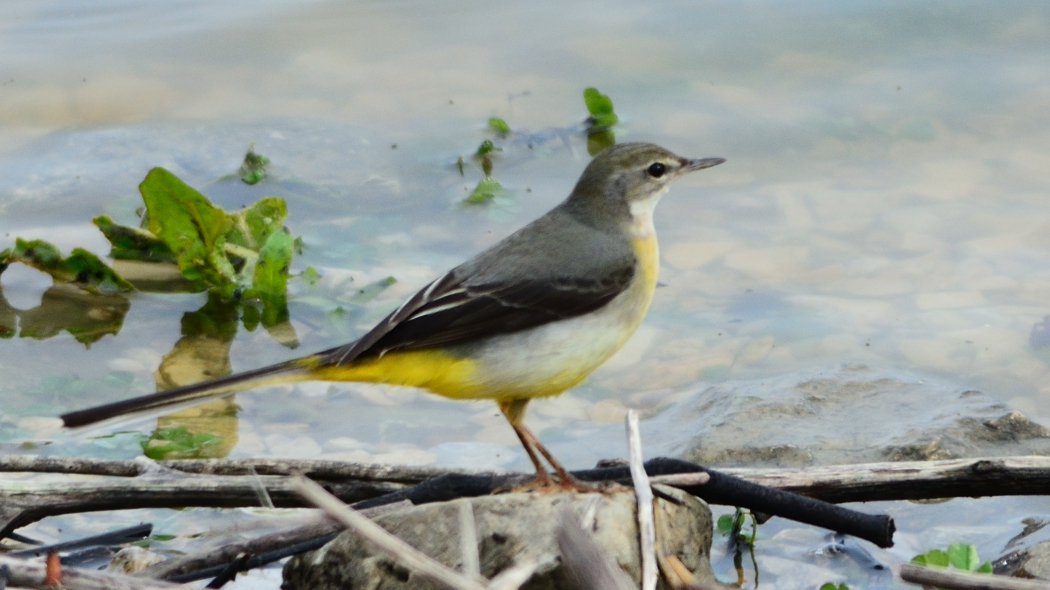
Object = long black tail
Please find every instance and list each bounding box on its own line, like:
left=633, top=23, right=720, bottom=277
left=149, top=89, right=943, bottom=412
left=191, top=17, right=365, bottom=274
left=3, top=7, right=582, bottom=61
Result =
left=61, top=360, right=308, bottom=428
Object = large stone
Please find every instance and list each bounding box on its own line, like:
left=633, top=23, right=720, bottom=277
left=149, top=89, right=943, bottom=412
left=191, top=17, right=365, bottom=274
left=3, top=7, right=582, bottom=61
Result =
left=1014, top=540, right=1050, bottom=580
left=282, top=486, right=712, bottom=590
left=644, top=365, right=1050, bottom=468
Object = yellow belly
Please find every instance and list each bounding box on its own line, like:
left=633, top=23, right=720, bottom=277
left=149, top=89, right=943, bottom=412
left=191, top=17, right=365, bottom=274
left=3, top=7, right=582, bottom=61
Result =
left=306, top=234, right=660, bottom=402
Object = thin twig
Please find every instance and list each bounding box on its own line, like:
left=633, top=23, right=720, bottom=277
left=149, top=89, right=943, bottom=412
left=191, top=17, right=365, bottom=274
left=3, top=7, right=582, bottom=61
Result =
left=650, top=473, right=711, bottom=487
left=249, top=467, right=275, bottom=509
left=0, top=554, right=187, bottom=590
left=627, top=410, right=657, bottom=590
left=898, top=563, right=1050, bottom=590
left=10, top=524, right=152, bottom=558
left=290, top=474, right=488, bottom=590
left=457, top=500, right=481, bottom=581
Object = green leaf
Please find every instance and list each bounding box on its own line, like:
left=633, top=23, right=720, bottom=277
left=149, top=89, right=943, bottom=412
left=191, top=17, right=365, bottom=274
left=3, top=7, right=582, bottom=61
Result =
left=912, top=549, right=950, bottom=567
left=249, top=228, right=292, bottom=300
left=243, top=228, right=294, bottom=334
left=348, top=276, right=397, bottom=304
left=587, top=129, right=616, bottom=157
left=488, top=117, right=511, bottom=135
left=716, top=514, right=735, bottom=536
left=819, top=584, right=848, bottom=590
left=93, top=215, right=175, bottom=263
left=0, top=238, right=132, bottom=295
left=583, top=87, right=618, bottom=128
left=226, top=197, right=287, bottom=251
left=241, top=301, right=261, bottom=331
left=476, top=139, right=498, bottom=156
left=141, top=426, right=223, bottom=460
left=463, top=177, right=502, bottom=205
left=946, top=543, right=986, bottom=572
left=239, top=147, right=270, bottom=185
left=139, top=167, right=237, bottom=296
left=300, top=266, right=321, bottom=286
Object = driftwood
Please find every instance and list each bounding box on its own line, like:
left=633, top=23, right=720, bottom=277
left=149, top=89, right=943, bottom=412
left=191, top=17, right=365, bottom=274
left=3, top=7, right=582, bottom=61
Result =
left=0, top=454, right=452, bottom=482
left=0, top=473, right=403, bottom=539
left=719, top=456, right=1050, bottom=503
left=6, top=453, right=1050, bottom=558
left=0, top=553, right=188, bottom=590
left=5, top=454, right=1050, bottom=504
left=898, top=563, right=1050, bottom=590
left=0, top=454, right=895, bottom=588
left=2, top=454, right=1047, bottom=586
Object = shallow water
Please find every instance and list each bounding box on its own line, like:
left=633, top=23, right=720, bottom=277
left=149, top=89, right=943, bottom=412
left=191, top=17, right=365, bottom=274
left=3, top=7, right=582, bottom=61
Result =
left=2, top=0, right=1050, bottom=587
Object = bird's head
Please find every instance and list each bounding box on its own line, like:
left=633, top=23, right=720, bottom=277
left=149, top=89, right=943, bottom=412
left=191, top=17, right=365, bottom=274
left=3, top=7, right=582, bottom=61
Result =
left=565, top=142, right=724, bottom=233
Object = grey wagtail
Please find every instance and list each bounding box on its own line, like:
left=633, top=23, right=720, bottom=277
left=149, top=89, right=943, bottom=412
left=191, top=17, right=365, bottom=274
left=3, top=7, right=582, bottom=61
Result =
left=61, top=142, right=724, bottom=486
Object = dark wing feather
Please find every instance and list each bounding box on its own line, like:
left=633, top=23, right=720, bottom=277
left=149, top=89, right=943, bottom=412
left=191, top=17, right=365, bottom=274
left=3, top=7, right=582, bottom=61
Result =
left=317, top=270, right=464, bottom=366
left=317, top=263, right=634, bottom=366
left=366, top=268, right=635, bottom=353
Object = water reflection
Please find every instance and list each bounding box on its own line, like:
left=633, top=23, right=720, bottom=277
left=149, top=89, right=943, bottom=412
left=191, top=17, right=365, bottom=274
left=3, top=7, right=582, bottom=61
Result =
left=0, top=281, right=129, bottom=345
left=149, top=292, right=240, bottom=458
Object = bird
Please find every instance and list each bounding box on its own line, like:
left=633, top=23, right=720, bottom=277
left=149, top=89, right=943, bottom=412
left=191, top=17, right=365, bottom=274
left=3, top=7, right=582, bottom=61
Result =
left=61, top=142, right=724, bottom=487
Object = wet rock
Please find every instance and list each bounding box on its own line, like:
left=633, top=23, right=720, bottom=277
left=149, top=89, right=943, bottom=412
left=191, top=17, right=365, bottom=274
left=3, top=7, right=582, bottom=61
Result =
left=282, top=486, right=712, bottom=590
left=997, top=540, right=1050, bottom=580
left=646, top=365, right=1050, bottom=467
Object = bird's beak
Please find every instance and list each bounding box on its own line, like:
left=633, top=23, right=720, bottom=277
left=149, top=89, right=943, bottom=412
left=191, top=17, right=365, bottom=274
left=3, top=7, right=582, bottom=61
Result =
left=681, top=157, right=726, bottom=173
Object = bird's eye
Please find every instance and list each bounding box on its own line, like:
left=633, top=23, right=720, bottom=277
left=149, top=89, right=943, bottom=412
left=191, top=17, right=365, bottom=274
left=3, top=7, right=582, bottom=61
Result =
left=646, top=162, right=666, bottom=178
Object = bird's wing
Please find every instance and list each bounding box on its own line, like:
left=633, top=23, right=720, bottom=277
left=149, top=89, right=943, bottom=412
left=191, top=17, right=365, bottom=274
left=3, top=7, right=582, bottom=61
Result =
left=319, top=209, right=636, bottom=366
